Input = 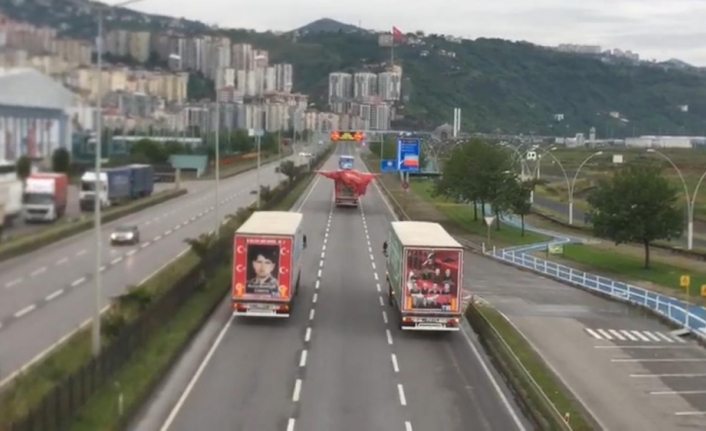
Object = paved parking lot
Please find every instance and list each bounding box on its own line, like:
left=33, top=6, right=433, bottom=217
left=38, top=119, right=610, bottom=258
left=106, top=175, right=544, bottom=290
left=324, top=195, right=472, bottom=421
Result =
left=588, top=330, right=706, bottom=418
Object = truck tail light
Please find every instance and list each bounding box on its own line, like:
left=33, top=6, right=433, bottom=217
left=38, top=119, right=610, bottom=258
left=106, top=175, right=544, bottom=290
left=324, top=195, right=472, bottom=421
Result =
left=234, top=303, right=247, bottom=312
left=402, top=317, right=412, bottom=323
left=278, top=305, right=289, bottom=312
left=447, top=318, right=458, bottom=327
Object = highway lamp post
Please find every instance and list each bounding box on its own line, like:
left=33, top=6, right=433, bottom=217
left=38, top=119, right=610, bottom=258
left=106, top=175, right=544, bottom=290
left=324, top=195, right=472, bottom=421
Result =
left=254, top=54, right=266, bottom=209
left=214, top=99, right=220, bottom=236
left=541, top=150, right=603, bottom=225
left=646, top=149, right=706, bottom=251
left=92, top=0, right=145, bottom=357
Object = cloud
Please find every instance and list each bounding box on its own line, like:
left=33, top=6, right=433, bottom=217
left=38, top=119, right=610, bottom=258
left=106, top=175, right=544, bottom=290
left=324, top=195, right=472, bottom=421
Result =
left=130, top=0, right=706, bottom=66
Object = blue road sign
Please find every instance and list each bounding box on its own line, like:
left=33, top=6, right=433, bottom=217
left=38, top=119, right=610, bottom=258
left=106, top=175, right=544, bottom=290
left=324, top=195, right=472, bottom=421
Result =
left=380, top=159, right=399, bottom=172
left=397, top=138, right=420, bottom=173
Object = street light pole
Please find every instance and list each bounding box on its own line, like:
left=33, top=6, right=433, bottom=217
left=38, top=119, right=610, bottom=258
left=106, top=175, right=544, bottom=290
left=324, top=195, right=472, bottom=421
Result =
left=92, top=7, right=104, bottom=358
left=541, top=150, right=603, bottom=225
left=214, top=100, right=220, bottom=236
left=91, top=0, right=145, bottom=358
left=647, top=149, right=703, bottom=250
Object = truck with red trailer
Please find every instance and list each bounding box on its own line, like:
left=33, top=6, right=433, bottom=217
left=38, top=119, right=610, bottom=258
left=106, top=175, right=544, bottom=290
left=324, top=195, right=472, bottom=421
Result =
left=232, top=211, right=306, bottom=317
left=385, top=221, right=464, bottom=331
left=317, top=169, right=378, bottom=208
left=22, top=172, right=69, bottom=222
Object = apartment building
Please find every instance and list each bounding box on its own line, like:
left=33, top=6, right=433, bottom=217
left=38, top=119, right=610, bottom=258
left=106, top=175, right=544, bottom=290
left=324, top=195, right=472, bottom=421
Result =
left=253, top=49, right=269, bottom=68
left=215, top=67, right=235, bottom=89
left=0, top=15, right=56, bottom=55
left=328, top=72, right=352, bottom=104
left=56, top=38, right=91, bottom=66
left=129, top=32, right=151, bottom=63
left=353, top=72, right=377, bottom=99
left=105, top=29, right=130, bottom=57
left=275, top=63, right=293, bottom=93
left=378, top=71, right=401, bottom=101
left=232, top=43, right=254, bottom=70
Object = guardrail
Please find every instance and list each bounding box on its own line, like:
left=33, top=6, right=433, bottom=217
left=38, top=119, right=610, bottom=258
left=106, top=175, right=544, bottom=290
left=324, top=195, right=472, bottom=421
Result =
left=490, top=248, right=706, bottom=339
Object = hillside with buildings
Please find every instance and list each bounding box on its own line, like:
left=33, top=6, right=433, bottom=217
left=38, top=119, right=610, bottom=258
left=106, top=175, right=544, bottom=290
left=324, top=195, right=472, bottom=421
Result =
left=2, top=0, right=706, bottom=143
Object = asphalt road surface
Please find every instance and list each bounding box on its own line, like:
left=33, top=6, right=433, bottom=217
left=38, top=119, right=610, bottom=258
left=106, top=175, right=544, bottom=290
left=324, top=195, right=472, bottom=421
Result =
left=474, top=256, right=706, bottom=430
left=532, top=194, right=706, bottom=249
left=128, top=145, right=529, bottom=431
left=3, top=182, right=181, bottom=239
left=0, top=144, right=321, bottom=387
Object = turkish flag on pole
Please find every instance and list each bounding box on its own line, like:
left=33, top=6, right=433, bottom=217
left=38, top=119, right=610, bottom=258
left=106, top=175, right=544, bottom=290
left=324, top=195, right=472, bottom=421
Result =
left=392, top=26, right=404, bottom=42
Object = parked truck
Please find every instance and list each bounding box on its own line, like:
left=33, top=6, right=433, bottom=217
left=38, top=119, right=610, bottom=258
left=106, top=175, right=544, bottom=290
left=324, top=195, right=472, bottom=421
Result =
left=79, top=167, right=131, bottom=211
left=385, top=221, right=464, bottom=331
left=316, top=169, right=377, bottom=208
left=127, top=164, right=155, bottom=198
left=23, top=173, right=69, bottom=222
left=0, top=178, right=23, bottom=226
left=232, top=211, right=306, bottom=318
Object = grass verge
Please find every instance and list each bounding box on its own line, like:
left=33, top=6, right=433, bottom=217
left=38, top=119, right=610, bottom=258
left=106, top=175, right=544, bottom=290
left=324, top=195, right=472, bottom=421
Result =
left=554, top=243, right=706, bottom=301
left=66, top=167, right=320, bottom=430
left=0, top=188, right=187, bottom=263
left=467, top=303, right=593, bottom=431
left=409, top=179, right=549, bottom=246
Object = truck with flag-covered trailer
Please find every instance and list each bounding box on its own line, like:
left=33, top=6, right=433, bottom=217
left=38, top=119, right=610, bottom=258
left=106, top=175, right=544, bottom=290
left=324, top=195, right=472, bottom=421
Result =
left=385, top=221, right=464, bottom=331
left=232, top=211, right=306, bottom=318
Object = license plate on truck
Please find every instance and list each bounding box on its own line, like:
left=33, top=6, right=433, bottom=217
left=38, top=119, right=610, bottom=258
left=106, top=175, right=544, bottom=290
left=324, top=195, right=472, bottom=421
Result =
left=233, top=303, right=289, bottom=318
left=401, top=316, right=460, bottom=331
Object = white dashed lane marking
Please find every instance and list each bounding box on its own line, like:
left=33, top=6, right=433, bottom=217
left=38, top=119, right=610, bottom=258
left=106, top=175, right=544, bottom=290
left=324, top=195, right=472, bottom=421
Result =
left=14, top=304, right=36, bottom=318
left=45, top=289, right=64, bottom=301
left=71, top=277, right=85, bottom=287
left=31, top=267, right=46, bottom=277
left=5, top=278, right=22, bottom=288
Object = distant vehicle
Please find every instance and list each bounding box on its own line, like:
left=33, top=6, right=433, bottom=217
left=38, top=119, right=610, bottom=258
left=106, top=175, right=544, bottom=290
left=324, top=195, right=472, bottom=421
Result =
left=385, top=221, right=464, bottom=331
left=23, top=173, right=69, bottom=223
left=0, top=178, right=23, bottom=226
left=338, top=155, right=354, bottom=170
left=298, top=152, right=313, bottom=158
left=79, top=167, right=131, bottom=211
left=110, top=225, right=140, bottom=245
left=126, top=164, right=155, bottom=198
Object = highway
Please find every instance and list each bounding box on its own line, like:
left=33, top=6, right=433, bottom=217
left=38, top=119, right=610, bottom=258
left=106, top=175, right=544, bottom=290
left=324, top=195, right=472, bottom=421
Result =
left=474, top=251, right=706, bottom=430
left=0, top=144, right=321, bottom=387
left=3, top=183, right=175, bottom=239
left=129, top=145, right=529, bottom=431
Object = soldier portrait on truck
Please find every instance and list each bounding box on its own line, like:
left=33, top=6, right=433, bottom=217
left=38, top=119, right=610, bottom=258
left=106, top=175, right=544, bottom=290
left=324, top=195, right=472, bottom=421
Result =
left=385, top=221, right=464, bottom=331
left=232, top=211, right=306, bottom=318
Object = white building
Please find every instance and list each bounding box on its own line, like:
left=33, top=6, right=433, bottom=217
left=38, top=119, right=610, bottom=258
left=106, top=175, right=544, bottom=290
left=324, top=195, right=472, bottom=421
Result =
left=353, top=72, right=377, bottom=99
left=625, top=136, right=693, bottom=149
left=378, top=71, right=401, bottom=101
left=328, top=72, right=352, bottom=104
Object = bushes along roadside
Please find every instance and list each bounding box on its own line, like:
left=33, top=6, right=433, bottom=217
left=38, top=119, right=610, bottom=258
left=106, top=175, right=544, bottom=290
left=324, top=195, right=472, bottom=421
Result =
left=0, top=144, right=334, bottom=431
left=0, top=189, right=187, bottom=264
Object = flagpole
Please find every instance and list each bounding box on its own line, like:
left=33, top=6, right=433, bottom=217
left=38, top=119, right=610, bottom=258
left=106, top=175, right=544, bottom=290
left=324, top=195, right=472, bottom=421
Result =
left=390, top=27, right=394, bottom=69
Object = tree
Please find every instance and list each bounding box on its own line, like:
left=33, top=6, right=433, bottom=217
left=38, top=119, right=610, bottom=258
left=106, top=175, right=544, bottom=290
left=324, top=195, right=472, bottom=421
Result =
left=506, top=178, right=536, bottom=236
left=130, top=139, right=168, bottom=164
left=587, top=162, right=683, bottom=268
left=51, top=148, right=71, bottom=173
left=16, top=156, right=31, bottom=182
left=279, top=160, right=298, bottom=182
left=260, top=132, right=278, bottom=152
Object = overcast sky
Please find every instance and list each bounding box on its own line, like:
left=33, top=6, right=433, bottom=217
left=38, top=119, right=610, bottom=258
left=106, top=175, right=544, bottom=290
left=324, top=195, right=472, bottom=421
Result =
left=128, top=0, right=706, bottom=66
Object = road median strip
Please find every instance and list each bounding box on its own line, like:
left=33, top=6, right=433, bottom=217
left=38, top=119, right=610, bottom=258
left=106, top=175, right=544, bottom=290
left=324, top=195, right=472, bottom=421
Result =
left=0, top=188, right=187, bottom=264
left=0, top=145, right=334, bottom=431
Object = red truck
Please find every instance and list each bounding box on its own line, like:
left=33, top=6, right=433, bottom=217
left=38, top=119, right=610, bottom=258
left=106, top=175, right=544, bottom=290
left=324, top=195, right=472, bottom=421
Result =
left=232, top=211, right=306, bottom=318
left=385, top=221, right=464, bottom=331
left=22, top=173, right=69, bottom=222
left=317, top=169, right=378, bottom=208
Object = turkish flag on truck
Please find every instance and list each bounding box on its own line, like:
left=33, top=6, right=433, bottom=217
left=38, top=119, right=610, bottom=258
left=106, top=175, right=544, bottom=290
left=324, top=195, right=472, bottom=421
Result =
left=392, top=26, right=404, bottom=42
left=316, top=169, right=378, bottom=196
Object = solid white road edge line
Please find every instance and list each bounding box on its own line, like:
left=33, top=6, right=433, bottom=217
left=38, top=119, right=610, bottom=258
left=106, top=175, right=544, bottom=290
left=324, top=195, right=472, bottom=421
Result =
left=159, top=313, right=236, bottom=431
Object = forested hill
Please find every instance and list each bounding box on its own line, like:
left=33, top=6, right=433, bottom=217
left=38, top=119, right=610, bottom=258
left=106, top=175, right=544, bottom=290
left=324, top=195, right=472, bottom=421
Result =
left=249, top=30, right=706, bottom=137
